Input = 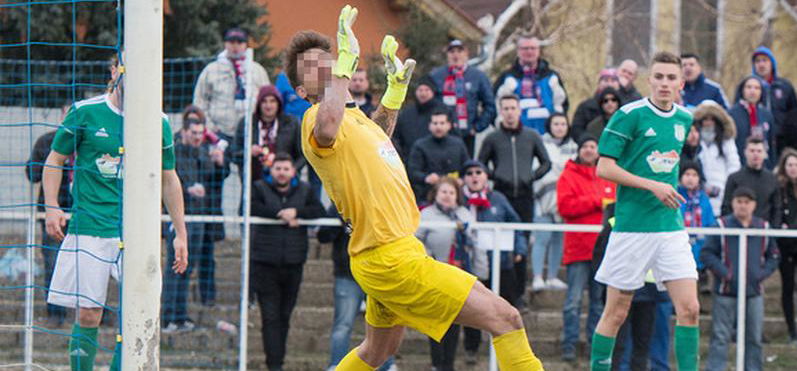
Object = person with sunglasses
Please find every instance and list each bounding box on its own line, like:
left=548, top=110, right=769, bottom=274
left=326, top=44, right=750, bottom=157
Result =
left=586, top=87, right=622, bottom=139
left=459, top=159, right=529, bottom=365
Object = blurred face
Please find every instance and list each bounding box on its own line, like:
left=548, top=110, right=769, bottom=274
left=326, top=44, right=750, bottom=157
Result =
left=732, top=196, right=756, bottom=221
left=785, top=155, right=797, bottom=180
left=464, top=167, right=487, bottom=192
left=754, top=54, right=773, bottom=78
left=742, top=78, right=762, bottom=104
left=224, top=40, right=247, bottom=58
left=429, top=114, right=451, bottom=138
left=350, top=70, right=369, bottom=95
left=681, top=57, right=702, bottom=82
left=745, top=143, right=767, bottom=169
left=435, top=182, right=458, bottom=209
left=259, top=95, right=279, bottom=120
left=618, top=60, right=638, bottom=86
left=601, top=93, right=619, bottom=115
left=186, top=123, right=205, bottom=147
left=446, top=47, right=468, bottom=67
left=500, top=98, right=521, bottom=129
left=598, top=77, right=620, bottom=91
left=649, top=62, right=684, bottom=106
left=578, top=141, right=599, bottom=164
left=680, top=168, right=700, bottom=190
left=516, top=37, right=540, bottom=66
left=297, top=48, right=333, bottom=98
left=549, top=115, right=569, bottom=139
left=415, top=84, right=434, bottom=104
left=270, top=160, right=296, bottom=187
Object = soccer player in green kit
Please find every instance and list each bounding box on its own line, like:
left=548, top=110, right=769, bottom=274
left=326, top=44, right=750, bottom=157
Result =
left=590, top=52, right=700, bottom=370
left=43, top=57, right=188, bottom=371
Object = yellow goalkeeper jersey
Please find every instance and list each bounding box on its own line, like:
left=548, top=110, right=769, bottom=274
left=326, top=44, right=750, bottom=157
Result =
left=301, top=103, right=420, bottom=255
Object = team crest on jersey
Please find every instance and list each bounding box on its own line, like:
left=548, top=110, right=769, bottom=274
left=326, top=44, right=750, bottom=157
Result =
left=674, top=125, right=685, bottom=141
left=96, top=154, right=121, bottom=178
left=646, top=150, right=679, bottom=173
left=377, top=140, right=402, bottom=168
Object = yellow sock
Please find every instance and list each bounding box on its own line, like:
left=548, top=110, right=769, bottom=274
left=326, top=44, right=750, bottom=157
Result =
left=492, top=329, right=544, bottom=371
left=336, top=347, right=375, bottom=371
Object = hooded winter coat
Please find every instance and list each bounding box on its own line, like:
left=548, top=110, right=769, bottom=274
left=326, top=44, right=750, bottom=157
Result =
left=494, top=58, right=569, bottom=134
left=750, top=46, right=797, bottom=152
left=585, top=88, right=622, bottom=139
left=394, top=98, right=447, bottom=160
left=533, top=133, right=577, bottom=219
left=693, top=101, right=741, bottom=215
left=557, top=159, right=616, bottom=264
left=729, top=76, right=776, bottom=167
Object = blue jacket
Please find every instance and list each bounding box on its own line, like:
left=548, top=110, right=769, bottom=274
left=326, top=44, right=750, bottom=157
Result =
left=470, top=189, right=528, bottom=270
left=428, top=65, right=496, bottom=134
left=750, top=46, right=797, bottom=153
left=700, top=215, right=779, bottom=297
left=493, top=59, right=568, bottom=134
left=682, top=73, right=729, bottom=110
left=678, top=186, right=716, bottom=269
left=275, top=72, right=312, bottom=121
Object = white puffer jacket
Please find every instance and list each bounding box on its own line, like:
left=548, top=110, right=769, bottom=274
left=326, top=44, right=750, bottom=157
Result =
left=533, top=134, right=578, bottom=220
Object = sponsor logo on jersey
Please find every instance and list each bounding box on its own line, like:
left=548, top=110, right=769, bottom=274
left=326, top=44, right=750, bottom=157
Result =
left=377, top=140, right=402, bottom=169
left=674, top=125, right=685, bottom=141
left=95, top=127, right=109, bottom=138
left=645, top=128, right=657, bottom=137
left=646, top=150, right=679, bottom=173
left=96, top=153, right=121, bottom=178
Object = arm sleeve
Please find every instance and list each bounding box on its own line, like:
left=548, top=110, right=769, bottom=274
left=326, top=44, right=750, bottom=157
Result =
left=316, top=207, right=342, bottom=244
left=556, top=172, right=602, bottom=219
left=721, top=176, right=736, bottom=216
left=291, top=120, right=306, bottom=171
left=598, top=110, right=634, bottom=159
left=192, top=68, right=213, bottom=127
left=531, top=133, right=551, bottom=181
left=477, top=136, right=493, bottom=173
left=303, top=105, right=343, bottom=158
left=700, top=226, right=729, bottom=278
left=500, top=195, right=528, bottom=256
left=724, top=139, right=741, bottom=174
left=771, top=185, right=783, bottom=228
left=475, top=73, right=496, bottom=132
left=550, top=73, right=569, bottom=114
left=51, top=106, right=81, bottom=156
left=407, top=144, right=428, bottom=184
left=26, top=134, right=50, bottom=183
left=250, top=183, right=280, bottom=218
left=297, top=186, right=325, bottom=219
left=231, top=119, right=246, bottom=169
left=761, top=229, right=781, bottom=280
left=162, top=118, right=175, bottom=170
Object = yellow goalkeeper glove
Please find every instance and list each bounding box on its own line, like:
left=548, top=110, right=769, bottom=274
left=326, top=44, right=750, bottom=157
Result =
left=332, top=5, right=360, bottom=79
left=380, top=35, right=416, bottom=110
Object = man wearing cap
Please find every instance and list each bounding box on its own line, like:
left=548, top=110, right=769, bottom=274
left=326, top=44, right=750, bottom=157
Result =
left=494, top=33, right=568, bottom=135
left=571, top=68, right=621, bottom=139
left=194, top=27, right=270, bottom=140
left=701, top=186, right=780, bottom=371
left=428, top=39, right=496, bottom=156
left=750, top=46, right=797, bottom=153
left=460, top=159, right=529, bottom=364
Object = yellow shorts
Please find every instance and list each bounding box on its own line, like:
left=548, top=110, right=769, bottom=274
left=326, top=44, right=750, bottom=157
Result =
left=350, top=235, right=477, bottom=342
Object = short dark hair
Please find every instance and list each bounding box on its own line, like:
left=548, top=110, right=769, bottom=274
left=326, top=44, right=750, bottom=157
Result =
left=284, top=31, right=332, bottom=87
left=430, top=107, right=450, bottom=119
left=681, top=53, right=700, bottom=62
left=732, top=186, right=757, bottom=201
left=182, top=104, right=206, bottom=130
left=499, top=94, right=520, bottom=106
left=745, top=136, right=766, bottom=149
left=650, top=51, right=681, bottom=68
left=273, top=152, right=294, bottom=165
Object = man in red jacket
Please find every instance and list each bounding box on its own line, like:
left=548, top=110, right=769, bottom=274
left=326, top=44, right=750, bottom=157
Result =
left=556, top=135, right=616, bottom=361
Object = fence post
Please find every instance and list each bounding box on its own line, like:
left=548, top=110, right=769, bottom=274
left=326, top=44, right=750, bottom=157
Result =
left=736, top=231, right=747, bottom=370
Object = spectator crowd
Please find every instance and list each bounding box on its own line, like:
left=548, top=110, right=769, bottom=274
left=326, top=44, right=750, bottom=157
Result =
left=27, top=25, right=797, bottom=371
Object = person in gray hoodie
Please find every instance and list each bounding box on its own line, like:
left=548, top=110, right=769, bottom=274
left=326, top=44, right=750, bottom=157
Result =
left=416, top=177, right=486, bottom=371
left=701, top=186, right=780, bottom=371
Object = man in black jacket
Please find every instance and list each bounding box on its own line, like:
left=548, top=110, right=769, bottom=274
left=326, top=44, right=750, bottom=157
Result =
left=407, top=108, right=470, bottom=203
left=26, top=126, right=72, bottom=327
left=394, top=77, right=445, bottom=161
left=479, top=94, right=551, bottom=306
left=722, top=137, right=781, bottom=226
left=250, top=153, right=324, bottom=371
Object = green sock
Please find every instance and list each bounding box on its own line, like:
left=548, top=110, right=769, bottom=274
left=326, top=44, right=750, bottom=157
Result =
left=109, top=335, right=121, bottom=371
left=590, top=332, right=615, bottom=371
left=674, top=325, right=699, bottom=371
left=69, top=324, right=98, bottom=371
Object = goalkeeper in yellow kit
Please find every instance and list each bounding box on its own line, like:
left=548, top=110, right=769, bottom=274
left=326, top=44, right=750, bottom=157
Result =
left=290, top=5, right=544, bottom=370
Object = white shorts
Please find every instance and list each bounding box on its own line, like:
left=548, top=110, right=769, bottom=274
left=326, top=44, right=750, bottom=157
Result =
left=595, top=230, right=697, bottom=291
left=47, top=234, right=121, bottom=308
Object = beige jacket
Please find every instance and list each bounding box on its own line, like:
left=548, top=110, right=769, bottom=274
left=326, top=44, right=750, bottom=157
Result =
left=193, top=50, right=270, bottom=136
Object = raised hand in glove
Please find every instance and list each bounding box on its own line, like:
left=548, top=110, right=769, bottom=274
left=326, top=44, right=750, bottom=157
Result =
left=332, top=5, right=360, bottom=79
left=380, top=35, right=416, bottom=110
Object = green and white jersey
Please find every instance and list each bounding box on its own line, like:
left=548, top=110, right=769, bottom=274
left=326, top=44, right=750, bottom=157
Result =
left=51, top=94, right=175, bottom=238
left=598, top=98, right=692, bottom=233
